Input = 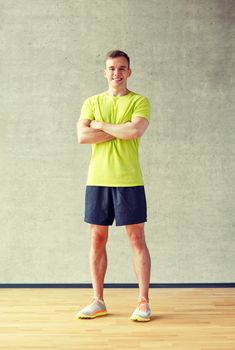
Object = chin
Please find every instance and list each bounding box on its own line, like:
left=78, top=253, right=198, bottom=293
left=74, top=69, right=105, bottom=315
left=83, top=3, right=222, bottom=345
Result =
left=112, top=82, right=123, bottom=87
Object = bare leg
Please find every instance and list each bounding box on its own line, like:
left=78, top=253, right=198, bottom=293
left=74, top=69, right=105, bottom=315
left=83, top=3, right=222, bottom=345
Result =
left=126, top=223, right=151, bottom=301
left=89, top=224, right=109, bottom=300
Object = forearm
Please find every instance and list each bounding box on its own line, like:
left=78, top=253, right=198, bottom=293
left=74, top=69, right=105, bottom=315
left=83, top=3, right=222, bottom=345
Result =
left=100, top=122, right=140, bottom=140
left=77, top=124, right=115, bottom=144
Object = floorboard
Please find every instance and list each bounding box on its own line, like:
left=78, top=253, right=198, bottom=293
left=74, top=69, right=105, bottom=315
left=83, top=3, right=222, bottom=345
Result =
left=0, top=288, right=234, bottom=349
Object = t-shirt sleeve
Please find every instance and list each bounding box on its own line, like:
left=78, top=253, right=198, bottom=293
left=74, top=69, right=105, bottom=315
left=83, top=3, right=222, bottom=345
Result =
left=79, top=98, right=95, bottom=121
left=131, top=96, right=151, bottom=122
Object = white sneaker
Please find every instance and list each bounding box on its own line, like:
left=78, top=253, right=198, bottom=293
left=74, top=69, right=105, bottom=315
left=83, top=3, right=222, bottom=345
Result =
left=75, top=296, right=108, bottom=319
left=130, top=297, right=151, bottom=322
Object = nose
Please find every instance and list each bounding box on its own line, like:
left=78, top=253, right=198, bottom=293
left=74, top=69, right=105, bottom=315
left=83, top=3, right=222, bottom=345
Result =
left=114, top=68, right=121, bottom=75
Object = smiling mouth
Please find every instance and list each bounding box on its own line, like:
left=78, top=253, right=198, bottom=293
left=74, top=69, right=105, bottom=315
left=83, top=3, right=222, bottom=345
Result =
left=112, top=78, right=122, bottom=82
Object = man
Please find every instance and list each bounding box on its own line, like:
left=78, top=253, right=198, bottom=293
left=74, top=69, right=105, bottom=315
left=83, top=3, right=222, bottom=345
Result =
left=76, top=50, right=151, bottom=322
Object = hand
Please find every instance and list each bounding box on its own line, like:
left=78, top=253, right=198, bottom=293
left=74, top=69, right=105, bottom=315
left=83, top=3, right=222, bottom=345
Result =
left=90, top=120, right=104, bottom=130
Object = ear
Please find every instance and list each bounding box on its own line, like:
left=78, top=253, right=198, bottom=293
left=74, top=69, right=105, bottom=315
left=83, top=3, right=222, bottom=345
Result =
left=128, top=68, right=132, bottom=78
left=103, top=68, right=107, bottom=78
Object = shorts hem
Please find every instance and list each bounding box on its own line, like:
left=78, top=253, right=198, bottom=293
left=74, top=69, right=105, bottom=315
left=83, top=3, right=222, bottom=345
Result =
left=116, top=219, right=147, bottom=226
left=84, top=218, right=147, bottom=227
left=84, top=218, right=113, bottom=226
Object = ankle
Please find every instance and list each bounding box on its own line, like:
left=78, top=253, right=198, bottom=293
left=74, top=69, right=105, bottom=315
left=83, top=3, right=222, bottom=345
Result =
left=93, top=296, right=104, bottom=303
left=138, top=296, right=149, bottom=303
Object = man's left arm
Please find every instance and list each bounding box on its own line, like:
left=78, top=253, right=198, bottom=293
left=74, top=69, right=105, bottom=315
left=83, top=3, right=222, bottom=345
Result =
left=90, top=117, right=149, bottom=140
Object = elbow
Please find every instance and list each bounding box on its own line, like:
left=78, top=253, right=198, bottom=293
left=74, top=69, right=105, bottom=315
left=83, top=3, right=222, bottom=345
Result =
left=77, top=130, right=85, bottom=144
left=132, top=128, right=142, bottom=139
left=77, top=124, right=86, bottom=144
left=122, top=129, right=141, bottom=140
left=77, top=134, right=86, bottom=144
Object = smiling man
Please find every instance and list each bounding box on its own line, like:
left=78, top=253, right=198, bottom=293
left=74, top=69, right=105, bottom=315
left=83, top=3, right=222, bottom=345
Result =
left=76, top=50, right=151, bottom=322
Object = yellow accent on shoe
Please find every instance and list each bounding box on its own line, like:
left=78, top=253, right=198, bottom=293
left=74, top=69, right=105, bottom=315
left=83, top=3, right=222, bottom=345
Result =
left=76, top=309, right=108, bottom=319
left=130, top=314, right=151, bottom=322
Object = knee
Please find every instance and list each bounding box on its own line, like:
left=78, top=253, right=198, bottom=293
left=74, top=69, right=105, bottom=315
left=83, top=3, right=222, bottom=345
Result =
left=127, top=225, right=146, bottom=250
left=90, top=225, right=108, bottom=249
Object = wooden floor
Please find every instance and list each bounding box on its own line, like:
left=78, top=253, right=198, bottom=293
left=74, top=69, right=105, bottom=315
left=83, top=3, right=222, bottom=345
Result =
left=0, top=288, right=235, bottom=350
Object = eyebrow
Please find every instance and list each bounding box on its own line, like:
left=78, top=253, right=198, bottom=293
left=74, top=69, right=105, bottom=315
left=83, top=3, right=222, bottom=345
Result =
left=108, top=65, right=127, bottom=69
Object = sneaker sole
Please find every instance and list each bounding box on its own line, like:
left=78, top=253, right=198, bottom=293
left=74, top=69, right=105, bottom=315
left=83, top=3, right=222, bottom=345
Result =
left=76, top=310, right=108, bottom=319
left=130, top=315, right=151, bottom=322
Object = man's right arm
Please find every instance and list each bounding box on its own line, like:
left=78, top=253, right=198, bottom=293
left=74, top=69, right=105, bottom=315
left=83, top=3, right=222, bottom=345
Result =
left=77, top=119, right=115, bottom=144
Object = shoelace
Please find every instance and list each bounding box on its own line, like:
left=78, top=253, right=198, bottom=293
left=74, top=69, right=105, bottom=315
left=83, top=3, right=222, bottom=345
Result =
left=137, top=297, right=148, bottom=312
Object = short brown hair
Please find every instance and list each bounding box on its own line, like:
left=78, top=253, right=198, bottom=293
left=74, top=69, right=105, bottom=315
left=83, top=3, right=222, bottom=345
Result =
left=105, top=50, right=130, bottom=68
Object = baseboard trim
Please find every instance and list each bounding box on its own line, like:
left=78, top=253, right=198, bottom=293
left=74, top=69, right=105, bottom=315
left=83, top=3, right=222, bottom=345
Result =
left=0, top=283, right=234, bottom=288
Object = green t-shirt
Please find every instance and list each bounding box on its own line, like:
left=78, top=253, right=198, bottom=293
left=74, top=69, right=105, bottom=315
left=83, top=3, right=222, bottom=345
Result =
left=79, top=90, right=150, bottom=186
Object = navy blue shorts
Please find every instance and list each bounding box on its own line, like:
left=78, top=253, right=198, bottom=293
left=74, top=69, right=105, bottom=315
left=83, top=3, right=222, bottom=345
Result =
left=84, top=186, right=147, bottom=226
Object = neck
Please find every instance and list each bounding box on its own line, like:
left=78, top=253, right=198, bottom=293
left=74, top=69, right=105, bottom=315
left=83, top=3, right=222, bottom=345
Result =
left=107, top=87, right=130, bottom=97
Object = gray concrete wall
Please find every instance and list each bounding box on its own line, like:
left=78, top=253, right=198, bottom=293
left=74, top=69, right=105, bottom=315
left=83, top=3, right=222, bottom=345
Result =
left=0, top=0, right=234, bottom=283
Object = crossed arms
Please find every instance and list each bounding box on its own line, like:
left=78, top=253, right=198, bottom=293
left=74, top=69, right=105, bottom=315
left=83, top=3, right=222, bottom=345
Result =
left=77, top=117, right=149, bottom=144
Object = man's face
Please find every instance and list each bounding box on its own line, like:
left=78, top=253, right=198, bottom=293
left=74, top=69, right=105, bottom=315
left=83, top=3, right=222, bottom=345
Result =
left=104, top=56, right=132, bottom=88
